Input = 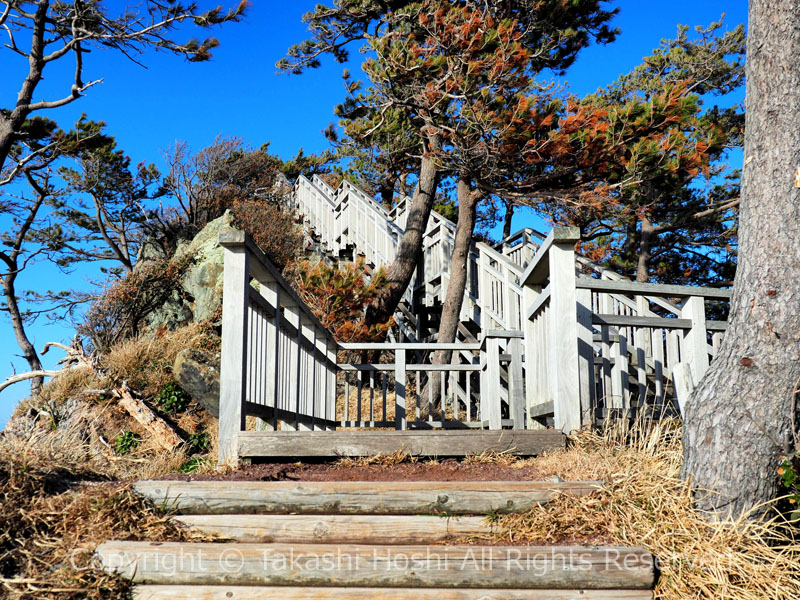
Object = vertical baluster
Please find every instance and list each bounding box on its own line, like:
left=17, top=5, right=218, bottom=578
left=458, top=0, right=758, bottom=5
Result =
left=395, top=349, right=406, bottom=430
left=382, top=372, right=388, bottom=424
left=369, top=370, right=375, bottom=425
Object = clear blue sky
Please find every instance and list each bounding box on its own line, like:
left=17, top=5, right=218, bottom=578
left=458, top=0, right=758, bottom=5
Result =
left=0, top=0, right=748, bottom=429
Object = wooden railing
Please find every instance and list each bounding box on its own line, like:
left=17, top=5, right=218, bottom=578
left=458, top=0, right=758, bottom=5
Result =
left=521, top=227, right=731, bottom=432
left=218, top=230, right=340, bottom=464
left=292, top=175, right=538, bottom=336
left=218, top=229, right=525, bottom=464
left=337, top=331, right=524, bottom=431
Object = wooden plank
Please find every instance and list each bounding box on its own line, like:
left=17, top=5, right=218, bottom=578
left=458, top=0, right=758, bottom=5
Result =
left=593, top=315, right=691, bottom=329
left=134, top=586, right=654, bottom=600
left=133, top=478, right=594, bottom=516
left=508, top=337, right=525, bottom=429
left=340, top=342, right=481, bottom=351
left=575, top=277, right=732, bottom=299
left=173, top=514, right=495, bottom=544
left=576, top=288, right=596, bottom=427
left=681, top=296, right=709, bottom=384
left=484, top=337, right=502, bottom=430
left=528, top=401, right=554, bottom=418
left=98, top=542, right=655, bottom=589
left=236, top=430, right=564, bottom=460
left=218, top=245, right=250, bottom=466
left=547, top=238, right=581, bottom=433
left=395, top=349, right=406, bottom=430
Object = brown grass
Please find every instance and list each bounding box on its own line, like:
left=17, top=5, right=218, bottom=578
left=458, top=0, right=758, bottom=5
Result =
left=0, top=437, right=211, bottom=600
left=100, top=322, right=214, bottom=399
left=493, top=420, right=800, bottom=599
left=335, top=448, right=418, bottom=468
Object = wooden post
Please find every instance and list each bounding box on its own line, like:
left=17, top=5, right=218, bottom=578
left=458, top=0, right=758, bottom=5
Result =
left=508, top=336, right=525, bottom=429
left=547, top=231, right=581, bottom=433
left=681, top=296, right=709, bottom=385
left=395, top=349, right=406, bottom=430
left=218, top=245, right=250, bottom=466
left=483, top=334, right=502, bottom=430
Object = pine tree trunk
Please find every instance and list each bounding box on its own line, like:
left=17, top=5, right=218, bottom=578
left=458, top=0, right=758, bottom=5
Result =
left=502, top=201, right=515, bottom=240
left=366, top=139, right=440, bottom=327
left=426, top=177, right=480, bottom=411
left=681, top=0, right=800, bottom=518
left=636, top=217, right=654, bottom=283
left=2, top=275, right=45, bottom=395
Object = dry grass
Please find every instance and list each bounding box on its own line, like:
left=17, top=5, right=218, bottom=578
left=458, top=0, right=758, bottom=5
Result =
left=493, top=420, right=800, bottom=599
left=0, top=437, right=211, bottom=600
left=101, top=322, right=215, bottom=399
left=335, top=448, right=418, bottom=467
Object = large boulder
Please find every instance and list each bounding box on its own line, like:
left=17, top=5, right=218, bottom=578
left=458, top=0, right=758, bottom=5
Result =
left=173, top=349, right=220, bottom=418
left=145, top=212, right=233, bottom=330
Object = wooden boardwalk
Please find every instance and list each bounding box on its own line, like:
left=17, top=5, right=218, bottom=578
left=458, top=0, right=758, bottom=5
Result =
left=98, top=480, right=656, bottom=598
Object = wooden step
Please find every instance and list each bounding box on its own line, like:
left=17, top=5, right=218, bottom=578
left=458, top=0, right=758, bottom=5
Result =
left=97, top=542, right=655, bottom=589
left=237, top=430, right=565, bottom=459
left=173, top=514, right=495, bottom=544
left=134, top=585, right=653, bottom=599
left=134, top=480, right=601, bottom=515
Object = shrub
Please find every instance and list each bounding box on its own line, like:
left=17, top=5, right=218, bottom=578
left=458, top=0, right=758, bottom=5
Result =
left=187, top=431, right=210, bottom=453
left=292, top=258, right=393, bottom=343
left=231, top=200, right=304, bottom=270
left=157, top=382, right=191, bottom=414
left=114, top=431, right=140, bottom=455
left=79, top=255, right=194, bottom=352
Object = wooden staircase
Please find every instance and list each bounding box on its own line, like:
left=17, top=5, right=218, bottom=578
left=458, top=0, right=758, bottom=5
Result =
left=97, top=480, right=656, bottom=599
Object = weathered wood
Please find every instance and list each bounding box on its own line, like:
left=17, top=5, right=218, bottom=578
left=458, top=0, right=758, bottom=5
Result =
left=575, top=277, right=732, bottom=300
left=681, top=296, right=709, bottom=384
left=547, top=234, right=581, bottom=433
left=133, top=479, right=597, bottom=515
left=508, top=337, right=525, bottom=429
left=482, top=336, right=502, bottom=429
left=98, top=542, right=655, bottom=589
left=116, top=385, right=183, bottom=451
left=173, top=514, right=495, bottom=544
left=218, top=245, right=250, bottom=465
left=134, top=586, right=653, bottom=599
left=236, top=430, right=564, bottom=459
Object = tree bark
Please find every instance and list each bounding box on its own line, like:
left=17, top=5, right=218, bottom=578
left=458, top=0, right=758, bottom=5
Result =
left=2, top=275, right=45, bottom=396
left=426, top=177, right=480, bottom=412
left=502, top=201, right=515, bottom=240
left=636, top=216, right=654, bottom=283
left=681, top=0, right=800, bottom=518
left=366, top=138, right=440, bottom=327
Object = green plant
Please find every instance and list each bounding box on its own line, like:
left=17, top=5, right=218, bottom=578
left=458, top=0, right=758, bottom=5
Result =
left=114, top=431, right=141, bottom=455
left=179, top=457, right=211, bottom=474
left=778, top=456, right=800, bottom=519
left=187, top=431, right=210, bottom=453
left=157, top=382, right=191, bottom=413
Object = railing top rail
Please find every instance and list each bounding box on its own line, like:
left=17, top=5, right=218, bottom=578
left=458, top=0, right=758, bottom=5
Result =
left=521, top=226, right=581, bottom=286
left=576, top=277, right=733, bottom=300
left=339, top=341, right=482, bottom=351
left=494, top=227, right=547, bottom=249
left=219, top=228, right=339, bottom=346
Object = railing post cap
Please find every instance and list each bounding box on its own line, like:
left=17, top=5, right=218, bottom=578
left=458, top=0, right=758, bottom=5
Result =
left=551, top=227, right=581, bottom=244
left=219, top=228, right=247, bottom=247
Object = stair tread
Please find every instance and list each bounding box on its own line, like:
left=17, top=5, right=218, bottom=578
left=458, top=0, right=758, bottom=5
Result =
left=173, top=514, right=495, bottom=544
left=134, top=479, right=601, bottom=515
left=98, top=541, right=655, bottom=589
left=133, top=585, right=654, bottom=599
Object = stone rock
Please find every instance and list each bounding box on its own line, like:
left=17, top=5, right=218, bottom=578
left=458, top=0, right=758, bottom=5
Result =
left=145, top=212, right=234, bottom=330
left=173, top=348, right=221, bottom=418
